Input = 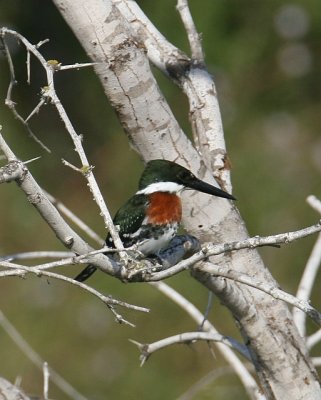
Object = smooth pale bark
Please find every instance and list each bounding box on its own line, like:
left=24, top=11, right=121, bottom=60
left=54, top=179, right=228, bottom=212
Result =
left=0, top=378, right=31, bottom=400
left=53, top=1, right=320, bottom=398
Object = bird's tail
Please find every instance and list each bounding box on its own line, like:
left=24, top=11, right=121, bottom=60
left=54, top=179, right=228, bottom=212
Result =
left=74, top=264, right=97, bottom=282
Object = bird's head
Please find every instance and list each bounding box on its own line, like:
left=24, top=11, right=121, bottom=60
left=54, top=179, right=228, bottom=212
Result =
left=137, top=159, right=235, bottom=200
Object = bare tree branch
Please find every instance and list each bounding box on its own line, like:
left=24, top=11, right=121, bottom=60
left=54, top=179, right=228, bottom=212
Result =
left=113, top=0, right=231, bottom=186
left=147, top=222, right=321, bottom=281
left=43, top=190, right=105, bottom=246
left=0, top=251, right=73, bottom=262
left=53, top=2, right=320, bottom=395
left=176, top=0, right=204, bottom=62
left=43, top=362, right=50, bottom=400
left=0, top=130, right=121, bottom=277
left=307, top=195, right=321, bottom=214
left=130, top=331, right=246, bottom=365
left=312, top=357, right=321, bottom=367
left=307, top=328, right=321, bottom=350
left=0, top=27, right=126, bottom=263
left=293, top=232, right=321, bottom=335
left=150, top=282, right=263, bottom=400
left=0, top=377, right=32, bottom=400
left=0, top=32, right=51, bottom=153
left=0, top=159, right=26, bottom=183
left=293, top=196, right=321, bottom=336
left=1, top=127, right=320, bottom=329
left=0, top=261, right=148, bottom=317
left=198, top=262, right=321, bottom=327
left=2, top=2, right=320, bottom=398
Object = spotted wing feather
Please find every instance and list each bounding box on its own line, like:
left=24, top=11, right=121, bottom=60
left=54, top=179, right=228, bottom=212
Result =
left=106, top=194, right=149, bottom=247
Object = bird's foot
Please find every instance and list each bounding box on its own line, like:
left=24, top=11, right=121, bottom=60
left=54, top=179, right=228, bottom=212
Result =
left=125, top=256, right=163, bottom=281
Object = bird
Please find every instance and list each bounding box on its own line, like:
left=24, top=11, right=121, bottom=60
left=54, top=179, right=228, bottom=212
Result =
left=74, top=159, right=235, bottom=282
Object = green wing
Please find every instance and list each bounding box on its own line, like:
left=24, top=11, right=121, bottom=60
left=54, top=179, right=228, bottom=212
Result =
left=107, top=194, right=149, bottom=245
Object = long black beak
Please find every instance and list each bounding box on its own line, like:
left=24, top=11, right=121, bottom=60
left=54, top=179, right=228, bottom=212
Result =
left=184, top=177, right=236, bottom=200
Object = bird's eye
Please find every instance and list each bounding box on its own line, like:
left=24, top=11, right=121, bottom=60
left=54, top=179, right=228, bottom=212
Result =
left=178, top=170, right=194, bottom=182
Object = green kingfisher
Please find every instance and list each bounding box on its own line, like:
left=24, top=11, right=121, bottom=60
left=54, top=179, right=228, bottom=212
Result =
left=75, top=159, right=235, bottom=282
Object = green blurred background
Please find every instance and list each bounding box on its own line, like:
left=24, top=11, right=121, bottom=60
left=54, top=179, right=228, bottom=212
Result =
left=0, top=1, right=320, bottom=399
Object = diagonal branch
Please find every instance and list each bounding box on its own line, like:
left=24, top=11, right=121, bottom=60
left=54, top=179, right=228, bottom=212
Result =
left=130, top=331, right=246, bottom=366
left=198, top=262, right=321, bottom=327
left=0, top=31, right=51, bottom=153
left=147, top=222, right=321, bottom=281
left=150, top=282, right=263, bottom=400
left=0, top=261, right=148, bottom=318
left=0, top=130, right=121, bottom=277
left=0, top=27, right=126, bottom=262
left=307, top=195, right=321, bottom=214
left=43, top=190, right=105, bottom=246
left=176, top=0, right=204, bottom=62
left=293, top=195, right=321, bottom=336
left=114, top=0, right=230, bottom=186
left=307, top=328, right=321, bottom=350
left=293, top=232, right=321, bottom=335
left=0, top=377, right=31, bottom=400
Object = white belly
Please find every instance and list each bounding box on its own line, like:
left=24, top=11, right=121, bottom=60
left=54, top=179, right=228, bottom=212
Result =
left=134, top=223, right=178, bottom=255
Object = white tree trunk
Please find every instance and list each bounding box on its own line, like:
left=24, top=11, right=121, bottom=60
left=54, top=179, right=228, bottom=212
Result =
left=52, top=1, right=320, bottom=398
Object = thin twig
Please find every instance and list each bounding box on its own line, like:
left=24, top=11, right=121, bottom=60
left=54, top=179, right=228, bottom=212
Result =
left=24, top=98, right=46, bottom=123
left=293, top=232, right=321, bottom=336
left=115, top=0, right=231, bottom=186
left=44, top=61, right=126, bottom=260
left=59, top=62, right=98, bottom=70
left=44, top=190, right=105, bottom=245
left=0, top=251, right=73, bottom=262
left=199, top=291, right=213, bottom=331
left=43, top=362, right=50, bottom=400
left=199, top=262, right=321, bottom=327
left=0, top=256, right=83, bottom=271
left=130, top=331, right=243, bottom=366
left=61, top=158, right=84, bottom=173
left=0, top=29, right=51, bottom=152
left=0, top=261, right=148, bottom=314
left=293, top=196, right=321, bottom=336
left=1, top=32, right=17, bottom=106
left=1, top=28, right=124, bottom=261
left=23, top=156, right=42, bottom=165
left=0, top=246, right=138, bottom=272
left=0, top=131, right=119, bottom=277
left=35, top=38, right=50, bottom=48
left=26, top=49, right=31, bottom=84
left=176, top=0, right=204, bottom=61
left=307, top=195, right=321, bottom=214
